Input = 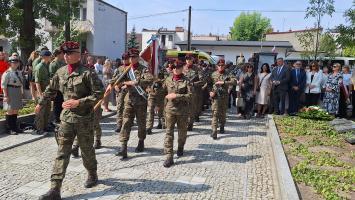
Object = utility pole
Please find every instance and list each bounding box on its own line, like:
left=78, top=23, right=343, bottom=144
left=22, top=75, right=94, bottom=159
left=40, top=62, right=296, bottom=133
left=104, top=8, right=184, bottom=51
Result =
left=187, top=6, right=191, bottom=51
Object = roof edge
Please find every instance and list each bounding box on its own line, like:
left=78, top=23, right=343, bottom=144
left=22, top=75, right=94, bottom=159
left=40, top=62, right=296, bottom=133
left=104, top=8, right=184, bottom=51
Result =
left=97, top=0, right=127, bottom=14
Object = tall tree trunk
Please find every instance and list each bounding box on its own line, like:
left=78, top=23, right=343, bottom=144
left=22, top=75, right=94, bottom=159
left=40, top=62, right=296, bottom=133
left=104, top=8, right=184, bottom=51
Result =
left=20, top=0, right=35, bottom=61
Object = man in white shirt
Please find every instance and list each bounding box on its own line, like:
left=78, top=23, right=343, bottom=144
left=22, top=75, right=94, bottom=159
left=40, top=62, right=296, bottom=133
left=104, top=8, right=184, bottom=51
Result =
left=94, top=58, right=103, bottom=81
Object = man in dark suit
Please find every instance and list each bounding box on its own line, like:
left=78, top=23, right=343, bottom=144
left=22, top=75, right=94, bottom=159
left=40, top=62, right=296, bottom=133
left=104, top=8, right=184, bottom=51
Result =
left=288, top=61, right=306, bottom=115
left=270, top=58, right=290, bottom=115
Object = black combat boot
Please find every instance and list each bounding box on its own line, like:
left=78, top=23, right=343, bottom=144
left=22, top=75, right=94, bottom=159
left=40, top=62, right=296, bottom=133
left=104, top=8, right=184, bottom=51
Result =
left=135, top=140, right=144, bottom=152
left=84, top=171, right=98, bottom=188
left=115, top=125, right=121, bottom=133
left=12, top=115, right=23, bottom=134
left=4, top=115, right=11, bottom=134
left=177, top=146, right=184, bottom=157
left=163, top=156, right=174, bottom=168
left=71, top=145, right=79, bottom=158
left=38, top=188, right=61, bottom=200
left=115, top=144, right=127, bottom=159
left=94, top=140, right=101, bottom=149
left=9, top=115, right=19, bottom=135
left=146, top=128, right=152, bottom=135
left=220, top=126, right=225, bottom=134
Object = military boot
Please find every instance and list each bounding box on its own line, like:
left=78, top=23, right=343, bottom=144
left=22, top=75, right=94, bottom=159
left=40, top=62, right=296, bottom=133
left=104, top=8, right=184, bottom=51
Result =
left=211, top=131, right=217, bottom=140
left=94, top=140, right=101, bottom=149
left=177, top=146, right=184, bottom=157
left=115, top=144, right=127, bottom=159
left=12, top=115, right=23, bottom=134
left=84, top=171, right=98, bottom=188
left=38, top=188, right=61, bottom=200
left=187, top=124, right=193, bottom=131
left=220, top=126, right=225, bottom=134
left=146, top=128, right=152, bottom=135
left=4, top=115, right=11, bottom=134
left=135, top=140, right=144, bottom=152
left=71, top=145, right=79, bottom=158
left=163, top=156, right=174, bottom=168
left=195, top=115, right=200, bottom=122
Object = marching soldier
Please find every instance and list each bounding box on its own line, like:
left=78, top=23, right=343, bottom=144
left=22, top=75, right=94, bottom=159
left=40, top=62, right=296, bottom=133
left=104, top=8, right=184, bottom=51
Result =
left=37, top=41, right=104, bottom=200
left=183, top=54, right=203, bottom=131
left=113, top=53, right=130, bottom=133
left=145, top=59, right=173, bottom=135
left=108, top=48, right=153, bottom=159
left=162, top=60, right=192, bottom=167
left=49, top=49, right=66, bottom=123
left=209, top=59, right=236, bottom=140
left=34, top=50, right=52, bottom=134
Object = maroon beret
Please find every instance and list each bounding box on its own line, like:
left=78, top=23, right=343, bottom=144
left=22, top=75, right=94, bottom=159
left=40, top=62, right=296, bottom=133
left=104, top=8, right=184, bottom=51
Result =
left=128, top=48, right=140, bottom=57
left=217, top=59, right=225, bottom=65
left=122, top=52, right=129, bottom=60
left=60, top=41, right=80, bottom=53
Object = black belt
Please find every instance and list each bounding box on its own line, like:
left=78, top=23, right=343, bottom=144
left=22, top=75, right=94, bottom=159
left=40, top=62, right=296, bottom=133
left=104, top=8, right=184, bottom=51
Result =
left=7, top=85, right=21, bottom=88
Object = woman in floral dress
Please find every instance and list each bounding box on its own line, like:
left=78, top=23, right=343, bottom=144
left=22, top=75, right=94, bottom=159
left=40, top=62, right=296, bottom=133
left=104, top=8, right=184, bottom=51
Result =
left=323, top=63, right=343, bottom=115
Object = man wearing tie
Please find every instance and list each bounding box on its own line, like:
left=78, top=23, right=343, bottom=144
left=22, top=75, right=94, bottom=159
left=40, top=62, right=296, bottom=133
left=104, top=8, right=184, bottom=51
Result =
left=270, top=58, right=290, bottom=115
left=288, top=61, right=306, bottom=115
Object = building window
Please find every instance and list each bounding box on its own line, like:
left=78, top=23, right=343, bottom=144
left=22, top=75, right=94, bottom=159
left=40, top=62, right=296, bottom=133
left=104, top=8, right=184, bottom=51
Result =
left=161, top=35, right=166, bottom=47
left=82, top=8, right=87, bottom=21
left=168, top=35, right=173, bottom=41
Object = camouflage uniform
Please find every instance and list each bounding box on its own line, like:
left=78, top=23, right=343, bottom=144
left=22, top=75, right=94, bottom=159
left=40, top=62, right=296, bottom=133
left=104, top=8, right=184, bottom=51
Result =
left=34, top=61, right=51, bottom=132
left=162, top=74, right=192, bottom=166
left=112, top=65, right=129, bottom=131
left=146, top=68, right=171, bottom=132
left=49, top=58, right=66, bottom=123
left=38, top=63, right=104, bottom=190
left=115, top=64, right=153, bottom=157
left=210, top=70, right=236, bottom=139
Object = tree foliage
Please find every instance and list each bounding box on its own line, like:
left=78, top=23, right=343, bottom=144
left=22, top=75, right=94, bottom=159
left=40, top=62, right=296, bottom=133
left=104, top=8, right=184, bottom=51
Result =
left=296, top=30, right=317, bottom=61
left=127, top=26, right=139, bottom=50
left=230, top=12, right=272, bottom=41
left=319, top=32, right=337, bottom=58
left=336, top=1, right=355, bottom=50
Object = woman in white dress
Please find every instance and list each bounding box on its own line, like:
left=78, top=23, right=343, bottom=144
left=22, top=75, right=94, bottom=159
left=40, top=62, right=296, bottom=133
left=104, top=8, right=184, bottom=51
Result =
left=256, top=63, right=271, bottom=117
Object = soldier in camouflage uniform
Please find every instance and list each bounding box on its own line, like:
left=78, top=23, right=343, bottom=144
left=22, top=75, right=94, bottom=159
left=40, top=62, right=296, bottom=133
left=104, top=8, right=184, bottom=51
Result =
left=113, top=53, right=130, bottom=133
left=37, top=42, right=104, bottom=200
left=107, top=48, right=153, bottom=159
left=162, top=60, right=192, bottom=167
left=49, top=49, right=66, bottom=123
left=145, top=59, right=173, bottom=135
left=34, top=50, right=52, bottom=134
left=209, top=59, right=236, bottom=140
left=183, top=54, right=203, bottom=131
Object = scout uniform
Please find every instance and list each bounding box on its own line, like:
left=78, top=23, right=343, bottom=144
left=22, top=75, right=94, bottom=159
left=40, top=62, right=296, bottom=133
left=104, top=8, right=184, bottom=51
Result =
left=38, top=42, right=104, bottom=200
left=210, top=59, right=236, bottom=139
left=34, top=50, right=52, bottom=133
left=115, top=48, right=154, bottom=159
left=162, top=61, right=192, bottom=168
left=1, top=56, right=24, bottom=135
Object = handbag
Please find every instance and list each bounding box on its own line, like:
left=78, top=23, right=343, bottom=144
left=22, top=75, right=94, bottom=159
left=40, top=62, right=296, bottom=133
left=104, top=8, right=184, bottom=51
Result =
left=236, top=97, right=245, bottom=108
left=256, top=74, right=267, bottom=92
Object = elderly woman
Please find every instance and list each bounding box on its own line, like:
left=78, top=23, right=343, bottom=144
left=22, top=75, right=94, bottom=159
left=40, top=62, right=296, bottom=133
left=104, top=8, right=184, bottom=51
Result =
left=1, top=56, right=24, bottom=134
left=240, top=63, right=257, bottom=119
left=323, top=63, right=343, bottom=116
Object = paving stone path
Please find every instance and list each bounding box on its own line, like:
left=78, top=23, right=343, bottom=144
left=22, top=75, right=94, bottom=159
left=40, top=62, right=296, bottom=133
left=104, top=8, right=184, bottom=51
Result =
left=0, top=108, right=279, bottom=200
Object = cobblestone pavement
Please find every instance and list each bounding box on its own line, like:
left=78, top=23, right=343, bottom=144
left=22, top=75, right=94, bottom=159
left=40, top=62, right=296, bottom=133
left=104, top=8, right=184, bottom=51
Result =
left=0, top=108, right=279, bottom=200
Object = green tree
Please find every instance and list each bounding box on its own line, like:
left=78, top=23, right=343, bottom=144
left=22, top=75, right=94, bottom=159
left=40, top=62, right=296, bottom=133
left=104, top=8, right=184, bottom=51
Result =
left=319, top=32, right=337, bottom=58
left=230, top=12, right=272, bottom=41
left=296, top=29, right=317, bottom=61
left=336, top=1, right=354, bottom=51
left=343, top=46, right=355, bottom=57
left=52, top=28, right=85, bottom=50
left=127, top=26, right=139, bottom=50
left=305, top=0, right=335, bottom=60
left=0, top=0, right=81, bottom=60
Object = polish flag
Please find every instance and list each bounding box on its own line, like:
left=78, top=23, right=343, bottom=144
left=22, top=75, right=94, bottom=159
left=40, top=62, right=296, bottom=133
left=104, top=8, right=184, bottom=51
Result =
left=140, top=37, right=159, bottom=76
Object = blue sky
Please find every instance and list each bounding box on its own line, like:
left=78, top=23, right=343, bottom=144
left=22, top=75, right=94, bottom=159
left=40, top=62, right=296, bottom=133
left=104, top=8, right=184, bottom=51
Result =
left=106, top=0, right=353, bottom=35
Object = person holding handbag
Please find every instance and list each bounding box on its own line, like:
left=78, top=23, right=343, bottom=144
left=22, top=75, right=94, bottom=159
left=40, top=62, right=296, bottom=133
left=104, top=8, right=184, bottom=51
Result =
left=240, top=63, right=258, bottom=119
left=256, top=63, right=272, bottom=117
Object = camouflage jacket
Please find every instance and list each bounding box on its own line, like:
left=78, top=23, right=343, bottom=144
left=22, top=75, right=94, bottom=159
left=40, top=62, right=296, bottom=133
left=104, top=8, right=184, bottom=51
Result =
left=49, top=58, right=66, bottom=78
left=148, top=68, right=172, bottom=99
left=183, top=66, right=205, bottom=92
left=210, top=71, right=237, bottom=98
left=162, top=75, right=192, bottom=115
left=38, top=63, right=104, bottom=123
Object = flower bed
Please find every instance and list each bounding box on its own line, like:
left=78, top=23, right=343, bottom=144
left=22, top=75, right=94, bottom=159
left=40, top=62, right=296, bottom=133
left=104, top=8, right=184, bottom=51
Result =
left=0, top=100, right=36, bottom=119
left=298, top=106, right=334, bottom=121
left=274, top=116, right=355, bottom=200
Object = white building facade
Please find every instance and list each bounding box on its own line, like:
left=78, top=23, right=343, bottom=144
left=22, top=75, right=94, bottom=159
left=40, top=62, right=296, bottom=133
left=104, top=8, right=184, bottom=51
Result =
left=141, top=27, right=187, bottom=50
left=175, top=40, right=293, bottom=64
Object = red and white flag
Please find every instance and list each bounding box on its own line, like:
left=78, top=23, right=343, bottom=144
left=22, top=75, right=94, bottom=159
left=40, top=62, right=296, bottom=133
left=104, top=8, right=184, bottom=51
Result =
left=140, top=37, right=159, bottom=76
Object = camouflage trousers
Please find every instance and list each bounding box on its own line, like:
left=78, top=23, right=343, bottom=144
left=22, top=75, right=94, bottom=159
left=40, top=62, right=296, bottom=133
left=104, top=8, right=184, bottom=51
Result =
left=116, top=91, right=127, bottom=128
left=51, top=120, right=97, bottom=188
left=119, top=103, right=147, bottom=145
left=73, top=108, right=102, bottom=147
left=188, top=93, right=198, bottom=126
left=146, top=96, right=165, bottom=129
left=211, top=97, right=228, bottom=136
left=164, top=112, right=188, bottom=157
left=35, top=99, right=51, bottom=131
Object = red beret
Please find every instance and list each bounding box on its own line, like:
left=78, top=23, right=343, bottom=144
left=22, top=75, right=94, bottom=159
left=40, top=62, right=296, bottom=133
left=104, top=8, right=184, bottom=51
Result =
left=122, top=52, right=129, bottom=60
left=217, top=59, right=225, bottom=65
left=174, top=60, right=184, bottom=69
left=128, top=48, right=140, bottom=57
left=60, top=41, right=80, bottom=53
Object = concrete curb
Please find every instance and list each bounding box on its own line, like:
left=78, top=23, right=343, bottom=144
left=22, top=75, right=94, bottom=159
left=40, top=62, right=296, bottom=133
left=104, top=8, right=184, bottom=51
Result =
left=267, top=115, right=300, bottom=200
left=0, top=111, right=117, bottom=152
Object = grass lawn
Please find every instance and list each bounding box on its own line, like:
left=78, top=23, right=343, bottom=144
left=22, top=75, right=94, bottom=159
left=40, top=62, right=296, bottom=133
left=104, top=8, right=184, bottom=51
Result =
left=274, top=116, right=355, bottom=200
left=0, top=100, right=36, bottom=119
